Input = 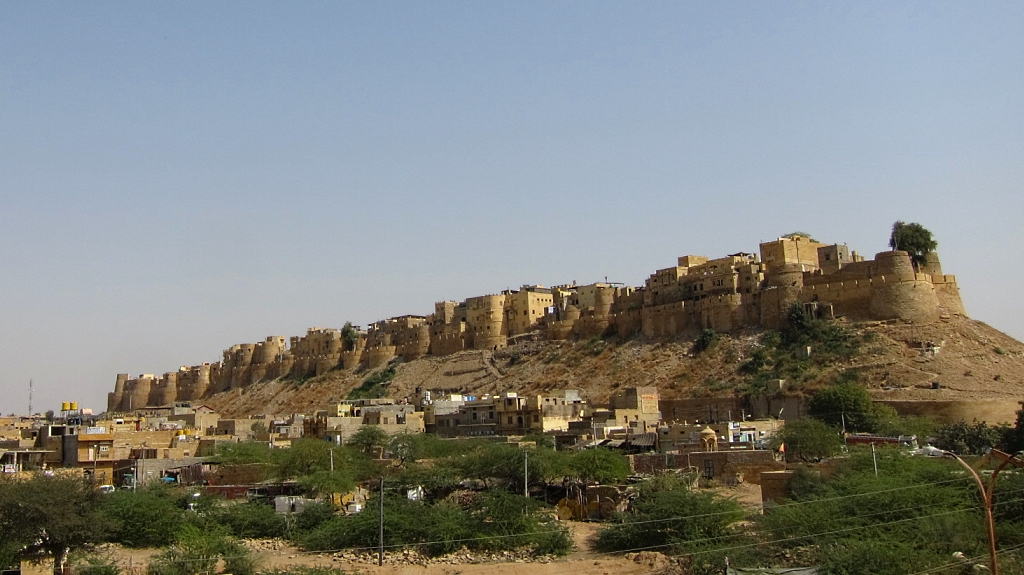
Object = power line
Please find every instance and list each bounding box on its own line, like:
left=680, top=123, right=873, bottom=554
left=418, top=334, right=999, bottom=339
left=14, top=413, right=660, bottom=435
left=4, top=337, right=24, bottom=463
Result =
left=120, top=486, right=1024, bottom=567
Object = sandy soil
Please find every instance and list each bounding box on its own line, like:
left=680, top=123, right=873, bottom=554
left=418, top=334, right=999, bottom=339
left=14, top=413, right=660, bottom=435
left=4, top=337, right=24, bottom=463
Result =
left=102, top=521, right=658, bottom=575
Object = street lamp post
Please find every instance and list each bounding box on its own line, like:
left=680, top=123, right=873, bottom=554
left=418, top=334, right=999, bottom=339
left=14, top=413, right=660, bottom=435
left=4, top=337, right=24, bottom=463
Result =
left=942, top=449, right=1024, bottom=575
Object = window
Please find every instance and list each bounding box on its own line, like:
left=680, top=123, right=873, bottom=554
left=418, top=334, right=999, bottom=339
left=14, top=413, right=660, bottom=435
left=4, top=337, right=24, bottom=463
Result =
left=703, top=459, right=715, bottom=479
left=507, top=416, right=513, bottom=424
left=472, top=412, right=478, bottom=420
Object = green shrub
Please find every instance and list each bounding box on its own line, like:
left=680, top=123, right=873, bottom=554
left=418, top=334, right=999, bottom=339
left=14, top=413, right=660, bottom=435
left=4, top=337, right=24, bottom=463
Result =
left=348, top=364, right=397, bottom=400
left=757, top=451, right=987, bottom=573
left=148, top=528, right=223, bottom=575
left=693, top=329, right=718, bottom=354
left=293, top=502, right=336, bottom=533
left=211, top=501, right=287, bottom=539
left=220, top=540, right=260, bottom=575
left=74, top=554, right=122, bottom=575
left=300, top=492, right=570, bottom=557
left=103, top=486, right=185, bottom=548
left=595, top=489, right=743, bottom=554
left=148, top=525, right=258, bottom=575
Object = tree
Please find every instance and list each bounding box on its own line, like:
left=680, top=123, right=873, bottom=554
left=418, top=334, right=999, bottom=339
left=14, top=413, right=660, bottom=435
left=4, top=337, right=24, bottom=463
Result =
left=347, top=425, right=389, bottom=457
left=340, top=322, right=359, bottom=351
left=776, top=418, right=843, bottom=462
left=1001, top=401, right=1024, bottom=454
left=933, top=420, right=1010, bottom=455
left=568, top=448, right=630, bottom=485
left=0, top=474, right=113, bottom=575
left=249, top=421, right=267, bottom=437
left=888, top=221, right=937, bottom=269
left=783, top=231, right=818, bottom=242
left=807, top=383, right=894, bottom=433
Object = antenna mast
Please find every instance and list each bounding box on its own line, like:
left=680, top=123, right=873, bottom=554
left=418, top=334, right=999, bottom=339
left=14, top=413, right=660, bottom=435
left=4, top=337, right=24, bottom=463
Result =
left=28, top=379, right=33, bottom=415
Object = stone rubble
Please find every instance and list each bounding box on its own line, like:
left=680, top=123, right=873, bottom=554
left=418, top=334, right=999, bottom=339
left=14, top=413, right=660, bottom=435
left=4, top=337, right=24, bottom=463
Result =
left=242, top=539, right=557, bottom=566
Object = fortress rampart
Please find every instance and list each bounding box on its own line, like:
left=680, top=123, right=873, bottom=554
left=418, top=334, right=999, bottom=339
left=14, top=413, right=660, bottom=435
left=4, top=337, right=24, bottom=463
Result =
left=106, top=236, right=968, bottom=413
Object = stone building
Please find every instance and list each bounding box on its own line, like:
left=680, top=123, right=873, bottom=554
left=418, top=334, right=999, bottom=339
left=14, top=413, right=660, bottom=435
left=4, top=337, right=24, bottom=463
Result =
left=108, top=233, right=966, bottom=412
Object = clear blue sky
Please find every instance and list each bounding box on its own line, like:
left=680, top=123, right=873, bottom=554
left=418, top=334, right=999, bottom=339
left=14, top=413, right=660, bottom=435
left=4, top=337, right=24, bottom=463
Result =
left=2, top=2, right=1022, bottom=414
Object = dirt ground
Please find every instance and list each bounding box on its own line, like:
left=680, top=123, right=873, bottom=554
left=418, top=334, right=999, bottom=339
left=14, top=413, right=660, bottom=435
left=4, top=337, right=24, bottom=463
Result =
left=707, top=481, right=763, bottom=508
left=102, top=521, right=659, bottom=575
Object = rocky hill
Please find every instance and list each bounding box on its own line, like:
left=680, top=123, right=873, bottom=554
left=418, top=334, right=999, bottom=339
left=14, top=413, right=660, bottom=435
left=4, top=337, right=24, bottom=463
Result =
left=200, top=315, right=1024, bottom=423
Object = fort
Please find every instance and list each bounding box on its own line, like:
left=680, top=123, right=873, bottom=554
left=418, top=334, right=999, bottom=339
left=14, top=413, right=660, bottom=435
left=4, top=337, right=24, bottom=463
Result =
left=108, top=235, right=966, bottom=413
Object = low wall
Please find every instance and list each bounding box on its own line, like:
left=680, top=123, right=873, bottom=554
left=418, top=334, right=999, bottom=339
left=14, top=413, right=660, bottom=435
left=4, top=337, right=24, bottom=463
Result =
left=629, top=450, right=781, bottom=483
left=878, top=399, right=1021, bottom=425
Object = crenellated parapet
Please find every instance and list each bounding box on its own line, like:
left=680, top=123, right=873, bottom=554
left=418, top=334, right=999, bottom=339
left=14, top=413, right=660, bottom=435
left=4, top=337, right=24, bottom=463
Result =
left=107, top=234, right=967, bottom=412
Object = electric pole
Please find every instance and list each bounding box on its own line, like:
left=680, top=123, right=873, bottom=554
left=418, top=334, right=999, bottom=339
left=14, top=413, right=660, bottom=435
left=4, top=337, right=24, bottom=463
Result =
left=378, top=477, right=385, bottom=566
left=524, top=451, right=529, bottom=498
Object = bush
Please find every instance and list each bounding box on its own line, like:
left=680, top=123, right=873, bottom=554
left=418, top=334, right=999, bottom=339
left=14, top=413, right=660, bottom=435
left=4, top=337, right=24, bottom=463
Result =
left=293, top=502, right=336, bottom=533
left=74, top=554, right=122, bottom=575
left=595, top=489, right=743, bottom=554
left=758, top=450, right=986, bottom=573
left=220, top=540, right=259, bottom=575
left=693, top=329, right=718, bottom=354
left=211, top=501, right=287, bottom=539
left=300, top=491, right=570, bottom=557
left=148, top=528, right=223, bottom=575
left=103, top=487, right=185, bottom=548
left=348, top=364, right=397, bottom=400
left=147, top=525, right=259, bottom=575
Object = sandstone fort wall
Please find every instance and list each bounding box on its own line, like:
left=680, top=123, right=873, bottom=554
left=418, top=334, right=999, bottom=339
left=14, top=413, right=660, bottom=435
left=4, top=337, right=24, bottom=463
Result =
left=107, top=238, right=968, bottom=412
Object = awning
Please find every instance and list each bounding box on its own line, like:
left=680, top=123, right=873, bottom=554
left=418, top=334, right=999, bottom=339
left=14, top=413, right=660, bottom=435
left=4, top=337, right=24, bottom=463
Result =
left=628, top=433, right=657, bottom=448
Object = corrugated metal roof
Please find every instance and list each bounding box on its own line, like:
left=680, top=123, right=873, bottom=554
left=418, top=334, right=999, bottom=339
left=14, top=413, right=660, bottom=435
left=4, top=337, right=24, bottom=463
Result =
left=628, top=432, right=657, bottom=448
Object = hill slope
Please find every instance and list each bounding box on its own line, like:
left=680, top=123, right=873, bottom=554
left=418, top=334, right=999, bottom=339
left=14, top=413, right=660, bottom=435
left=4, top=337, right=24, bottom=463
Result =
left=200, top=316, right=1024, bottom=423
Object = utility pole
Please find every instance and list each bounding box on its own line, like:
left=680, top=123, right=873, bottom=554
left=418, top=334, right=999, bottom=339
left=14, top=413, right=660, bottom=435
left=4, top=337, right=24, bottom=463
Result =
left=378, top=477, right=385, bottom=567
left=871, top=443, right=878, bottom=476
left=330, top=448, right=334, bottom=472
left=524, top=451, right=529, bottom=498
left=28, top=379, right=33, bottom=415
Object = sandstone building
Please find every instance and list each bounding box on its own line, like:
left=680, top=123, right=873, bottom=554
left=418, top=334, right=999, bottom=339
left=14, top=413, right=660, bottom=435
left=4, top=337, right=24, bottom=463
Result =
left=108, top=235, right=965, bottom=413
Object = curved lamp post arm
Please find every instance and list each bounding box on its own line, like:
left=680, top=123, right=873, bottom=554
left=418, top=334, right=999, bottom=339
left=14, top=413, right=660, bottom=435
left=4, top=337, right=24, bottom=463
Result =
left=943, top=451, right=998, bottom=575
left=987, top=450, right=1024, bottom=494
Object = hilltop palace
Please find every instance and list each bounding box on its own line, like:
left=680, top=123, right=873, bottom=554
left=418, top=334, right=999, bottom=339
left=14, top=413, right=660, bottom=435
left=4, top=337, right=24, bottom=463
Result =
left=109, top=235, right=965, bottom=412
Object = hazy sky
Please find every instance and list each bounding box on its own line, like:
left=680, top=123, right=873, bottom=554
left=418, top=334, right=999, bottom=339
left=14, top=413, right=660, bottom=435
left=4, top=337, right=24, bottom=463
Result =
left=2, top=2, right=1022, bottom=415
